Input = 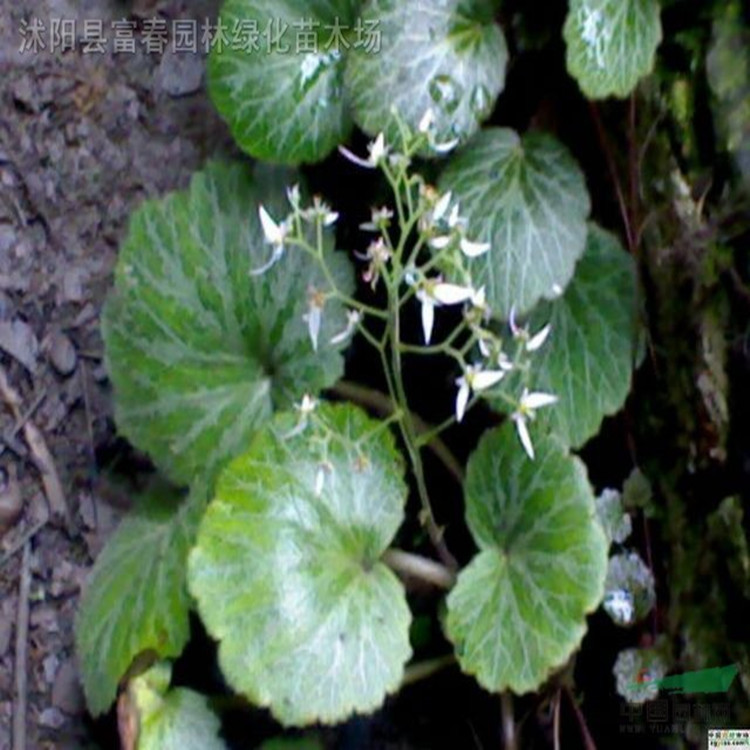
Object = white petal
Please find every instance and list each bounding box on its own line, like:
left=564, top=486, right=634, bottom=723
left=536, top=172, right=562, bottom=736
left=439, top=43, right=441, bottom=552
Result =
left=432, top=283, right=474, bottom=305
left=338, top=145, right=375, bottom=169
left=249, top=246, right=283, bottom=276
left=370, top=133, right=386, bottom=163
left=472, top=370, right=505, bottom=391
left=526, top=324, right=551, bottom=352
left=419, top=108, right=435, bottom=133
left=509, top=305, right=521, bottom=338
left=429, top=235, right=453, bottom=250
left=460, top=238, right=491, bottom=258
left=305, top=306, right=322, bottom=351
left=514, top=415, right=535, bottom=459
left=433, top=191, right=452, bottom=221
left=258, top=205, right=282, bottom=244
left=323, top=211, right=339, bottom=226
left=478, top=337, right=491, bottom=358
left=448, top=204, right=462, bottom=228
left=523, top=392, right=558, bottom=410
left=286, top=184, right=300, bottom=209
left=420, top=297, right=435, bottom=344
left=314, top=466, right=326, bottom=496
left=455, top=381, right=470, bottom=422
left=432, top=137, right=459, bottom=154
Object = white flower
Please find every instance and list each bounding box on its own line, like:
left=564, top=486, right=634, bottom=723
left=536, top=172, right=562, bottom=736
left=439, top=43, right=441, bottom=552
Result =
left=417, top=107, right=460, bottom=154
left=455, top=364, right=506, bottom=422
left=303, top=195, right=338, bottom=226
left=509, top=306, right=552, bottom=352
left=252, top=205, right=290, bottom=275
left=303, top=287, right=326, bottom=351
left=460, top=237, right=490, bottom=258
left=511, top=388, right=558, bottom=459
left=339, top=132, right=388, bottom=169
left=360, top=206, right=394, bottom=232
left=285, top=393, right=317, bottom=438
left=358, top=237, right=391, bottom=289
left=432, top=191, right=452, bottom=222
left=416, top=279, right=475, bottom=344
left=330, top=309, right=362, bottom=345
left=286, top=184, right=301, bottom=210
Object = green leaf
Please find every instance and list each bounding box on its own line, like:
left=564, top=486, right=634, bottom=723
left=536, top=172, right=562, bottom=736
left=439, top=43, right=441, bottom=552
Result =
left=188, top=403, right=412, bottom=726
left=595, top=488, right=632, bottom=546
left=613, top=647, right=667, bottom=704
left=103, top=161, right=352, bottom=485
left=438, top=128, right=591, bottom=317
left=208, top=0, right=359, bottom=164
left=345, top=0, right=508, bottom=151
left=707, top=0, right=750, bottom=190
left=602, top=551, right=655, bottom=627
left=129, top=663, right=225, bottom=750
left=446, top=423, right=608, bottom=694
left=516, top=225, right=639, bottom=449
left=563, top=0, right=662, bottom=99
left=75, top=483, right=207, bottom=716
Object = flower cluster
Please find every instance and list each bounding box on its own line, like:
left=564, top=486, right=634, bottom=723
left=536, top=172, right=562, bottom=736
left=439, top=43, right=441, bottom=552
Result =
left=253, top=111, right=559, bottom=461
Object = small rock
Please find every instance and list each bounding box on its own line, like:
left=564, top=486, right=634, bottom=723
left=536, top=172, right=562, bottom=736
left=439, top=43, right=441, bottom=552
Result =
left=0, top=465, right=23, bottom=530
left=38, top=706, right=66, bottom=729
left=157, top=50, right=205, bottom=97
left=44, top=331, right=77, bottom=377
left=52, top=659, right=85, bottom=716
left=0, top=318, right=38, bottom=371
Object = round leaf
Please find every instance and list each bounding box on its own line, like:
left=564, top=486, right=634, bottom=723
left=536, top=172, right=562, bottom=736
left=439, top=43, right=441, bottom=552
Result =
left=439, top=128, right=591, bottom=317
left=345, top=0, right=508, bottom=151
left=75, top=483, right=207, bottom=716
left=513, top=224, right=639, bottom=449
left=103, top=161, right=352, bottom=485
left=208, top=0, right=358, bottom=164
left=188, top=403, right=412, bottom=726
left=563, top=0, right=662, bottom=99
left=128, top=663, right=225, bottom=750
left=446, top=422, right=608, bottom=694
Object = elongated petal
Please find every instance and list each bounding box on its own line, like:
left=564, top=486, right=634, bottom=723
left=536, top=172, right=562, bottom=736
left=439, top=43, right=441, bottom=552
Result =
left=460, top=238, right=491, bottom=258
left=432, top=137, right=459, bottom=154
left=420, top=297, right=435, bottom=344
left=523, top=392, right=558, bottom=410
left=429, top=235, right=453, bottom=250
left=526, top=324, right=551, bottom=352
left=249, top=246, right=283, bottom=276
left=432, top=283, right=474, bottom=305
left=472, top=369, right=505, bottom=392
left=323, top=211, right=339, bottom=226
left=369, top=133, right=387, bottom=163
left=509, top=305, right=521, bottom=338
left=305, top=306, right=322, bottom=351
left=456, top=381, right=470, bottom=422
left=513, top=415, right=535, bottom=459
left=314, top=465, right=326, bottom=496
left=258, top=205, right=282, bottom=245
left=419, top=108, right=435, bottom=133
left=338, top=145, right=376, bottom=169
left=433, top=191, right=452, bottom=222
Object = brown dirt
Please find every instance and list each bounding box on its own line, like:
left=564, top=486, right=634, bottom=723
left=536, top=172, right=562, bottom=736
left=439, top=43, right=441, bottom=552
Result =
left=0, top=2, right=229, bottom=746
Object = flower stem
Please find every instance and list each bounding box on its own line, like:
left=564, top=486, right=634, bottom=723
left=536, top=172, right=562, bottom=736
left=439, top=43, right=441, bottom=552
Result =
left=501, top=692, right=517, bottom=750
left=401, top=655, right=456, bottom=688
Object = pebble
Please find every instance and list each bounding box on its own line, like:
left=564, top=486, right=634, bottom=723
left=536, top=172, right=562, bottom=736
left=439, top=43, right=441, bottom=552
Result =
left=45, top=331, right=77, bottom=377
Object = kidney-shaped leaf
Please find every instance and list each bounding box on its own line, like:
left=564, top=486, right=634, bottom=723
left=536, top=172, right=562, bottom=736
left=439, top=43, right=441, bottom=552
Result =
left=345, top=0, right=508, bottom=151
left=75, top=483, right=207, bottom=716
left=446, top=422, right=608, bottom=694
left=564, top=0, right=662, bottom=99
left=128, top=663, right=225, bottom=750
left=439, top=128, right=591, bottom=317
left=208, top=0, right=360, bottom=164
left=188, top=403, right=412, bottom=726
left=103, top=161, right=352, bottom=485
left=499, top=224, right=639, bottom=449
